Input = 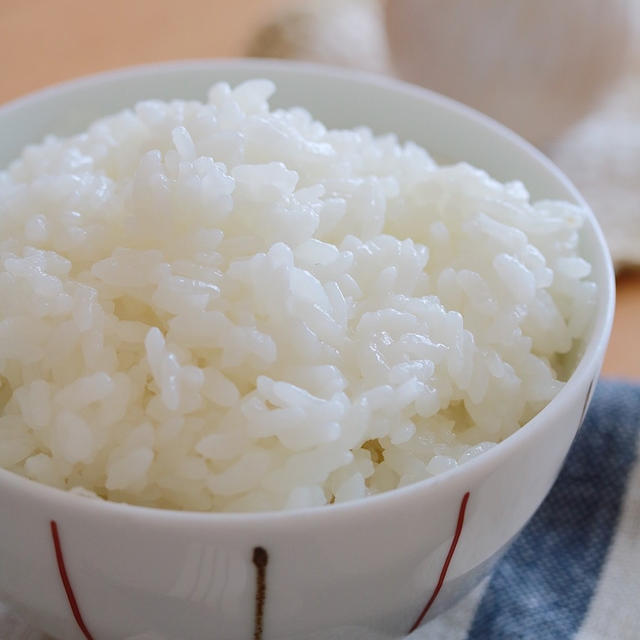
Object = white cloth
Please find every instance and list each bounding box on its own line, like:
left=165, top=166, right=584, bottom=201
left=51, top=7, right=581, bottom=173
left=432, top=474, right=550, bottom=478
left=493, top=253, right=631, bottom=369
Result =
left=549, top=64, right=640, bottom=270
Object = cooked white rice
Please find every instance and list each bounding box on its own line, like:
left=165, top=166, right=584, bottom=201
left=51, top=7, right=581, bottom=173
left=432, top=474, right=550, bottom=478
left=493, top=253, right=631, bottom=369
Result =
left=0, top=80, right=596, bottom=512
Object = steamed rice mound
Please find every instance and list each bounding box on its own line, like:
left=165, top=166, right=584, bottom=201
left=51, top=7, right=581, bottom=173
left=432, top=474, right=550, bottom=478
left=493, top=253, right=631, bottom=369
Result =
left=0, top=80, right=596, bottom=512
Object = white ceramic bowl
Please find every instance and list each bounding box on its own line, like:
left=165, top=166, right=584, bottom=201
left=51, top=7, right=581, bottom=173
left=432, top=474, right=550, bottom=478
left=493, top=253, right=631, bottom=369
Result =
left=0, top=60, right=615, bottom=640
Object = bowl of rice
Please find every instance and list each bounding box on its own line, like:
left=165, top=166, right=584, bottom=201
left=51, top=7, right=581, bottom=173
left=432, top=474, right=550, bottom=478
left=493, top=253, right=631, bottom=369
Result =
left=0, top=59, right=614, bottom=640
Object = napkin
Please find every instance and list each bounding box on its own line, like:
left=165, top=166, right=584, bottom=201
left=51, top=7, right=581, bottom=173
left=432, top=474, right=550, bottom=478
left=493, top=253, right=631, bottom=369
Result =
left=2, top=380, right=639, bottom=639
left=418, top=379, right=640, bottom=640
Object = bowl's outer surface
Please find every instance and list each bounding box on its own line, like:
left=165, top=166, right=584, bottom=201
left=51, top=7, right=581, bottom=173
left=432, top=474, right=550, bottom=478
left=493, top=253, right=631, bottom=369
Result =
left=0, top=60, right=615, bottom=640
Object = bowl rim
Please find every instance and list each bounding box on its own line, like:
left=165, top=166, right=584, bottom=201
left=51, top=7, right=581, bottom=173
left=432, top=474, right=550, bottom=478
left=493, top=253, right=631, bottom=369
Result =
left=0, top=57, right=616, bottom=526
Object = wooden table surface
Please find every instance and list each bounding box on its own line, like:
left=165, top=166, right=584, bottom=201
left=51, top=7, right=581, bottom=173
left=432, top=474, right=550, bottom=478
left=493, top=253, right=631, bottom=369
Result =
left=2, top=0, right=638, bottom=379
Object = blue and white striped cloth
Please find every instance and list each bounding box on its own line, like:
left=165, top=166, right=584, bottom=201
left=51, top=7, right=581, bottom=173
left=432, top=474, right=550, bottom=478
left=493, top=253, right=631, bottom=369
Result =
left=1, top=380, right=638, bottom=640
left=418, top=379, right=640, bottom=640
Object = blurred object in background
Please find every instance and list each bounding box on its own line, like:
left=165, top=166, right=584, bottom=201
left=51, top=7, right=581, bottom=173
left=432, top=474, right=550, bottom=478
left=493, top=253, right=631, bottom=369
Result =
left=549, top=1, right=640, bottom=272
left=551, top=65, right=640, bottom=271
left=385, top=0, right=634, bottom=147
left=249, top=0, right=634, bottom=145
left=249, top=0, right=640, bottom=270
left=248, top=0, right=390, bottom=74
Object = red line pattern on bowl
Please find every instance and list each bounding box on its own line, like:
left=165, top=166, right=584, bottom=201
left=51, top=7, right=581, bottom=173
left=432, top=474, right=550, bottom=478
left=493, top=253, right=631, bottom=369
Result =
left=579, top=378, right=596, bottom=425
left=49, top=520, right=271, bottom=640
left=408, top=491, right=471, bottom=633
left=47, top=497, right=474, bottom=638
left=252, top=546, right=269, bottom=640
left=50, top=521, right=95, bottom=640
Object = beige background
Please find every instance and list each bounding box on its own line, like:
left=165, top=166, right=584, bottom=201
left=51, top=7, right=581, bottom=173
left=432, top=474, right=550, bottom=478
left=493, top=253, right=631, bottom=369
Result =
left=2, top=0, right=638, bottom=379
